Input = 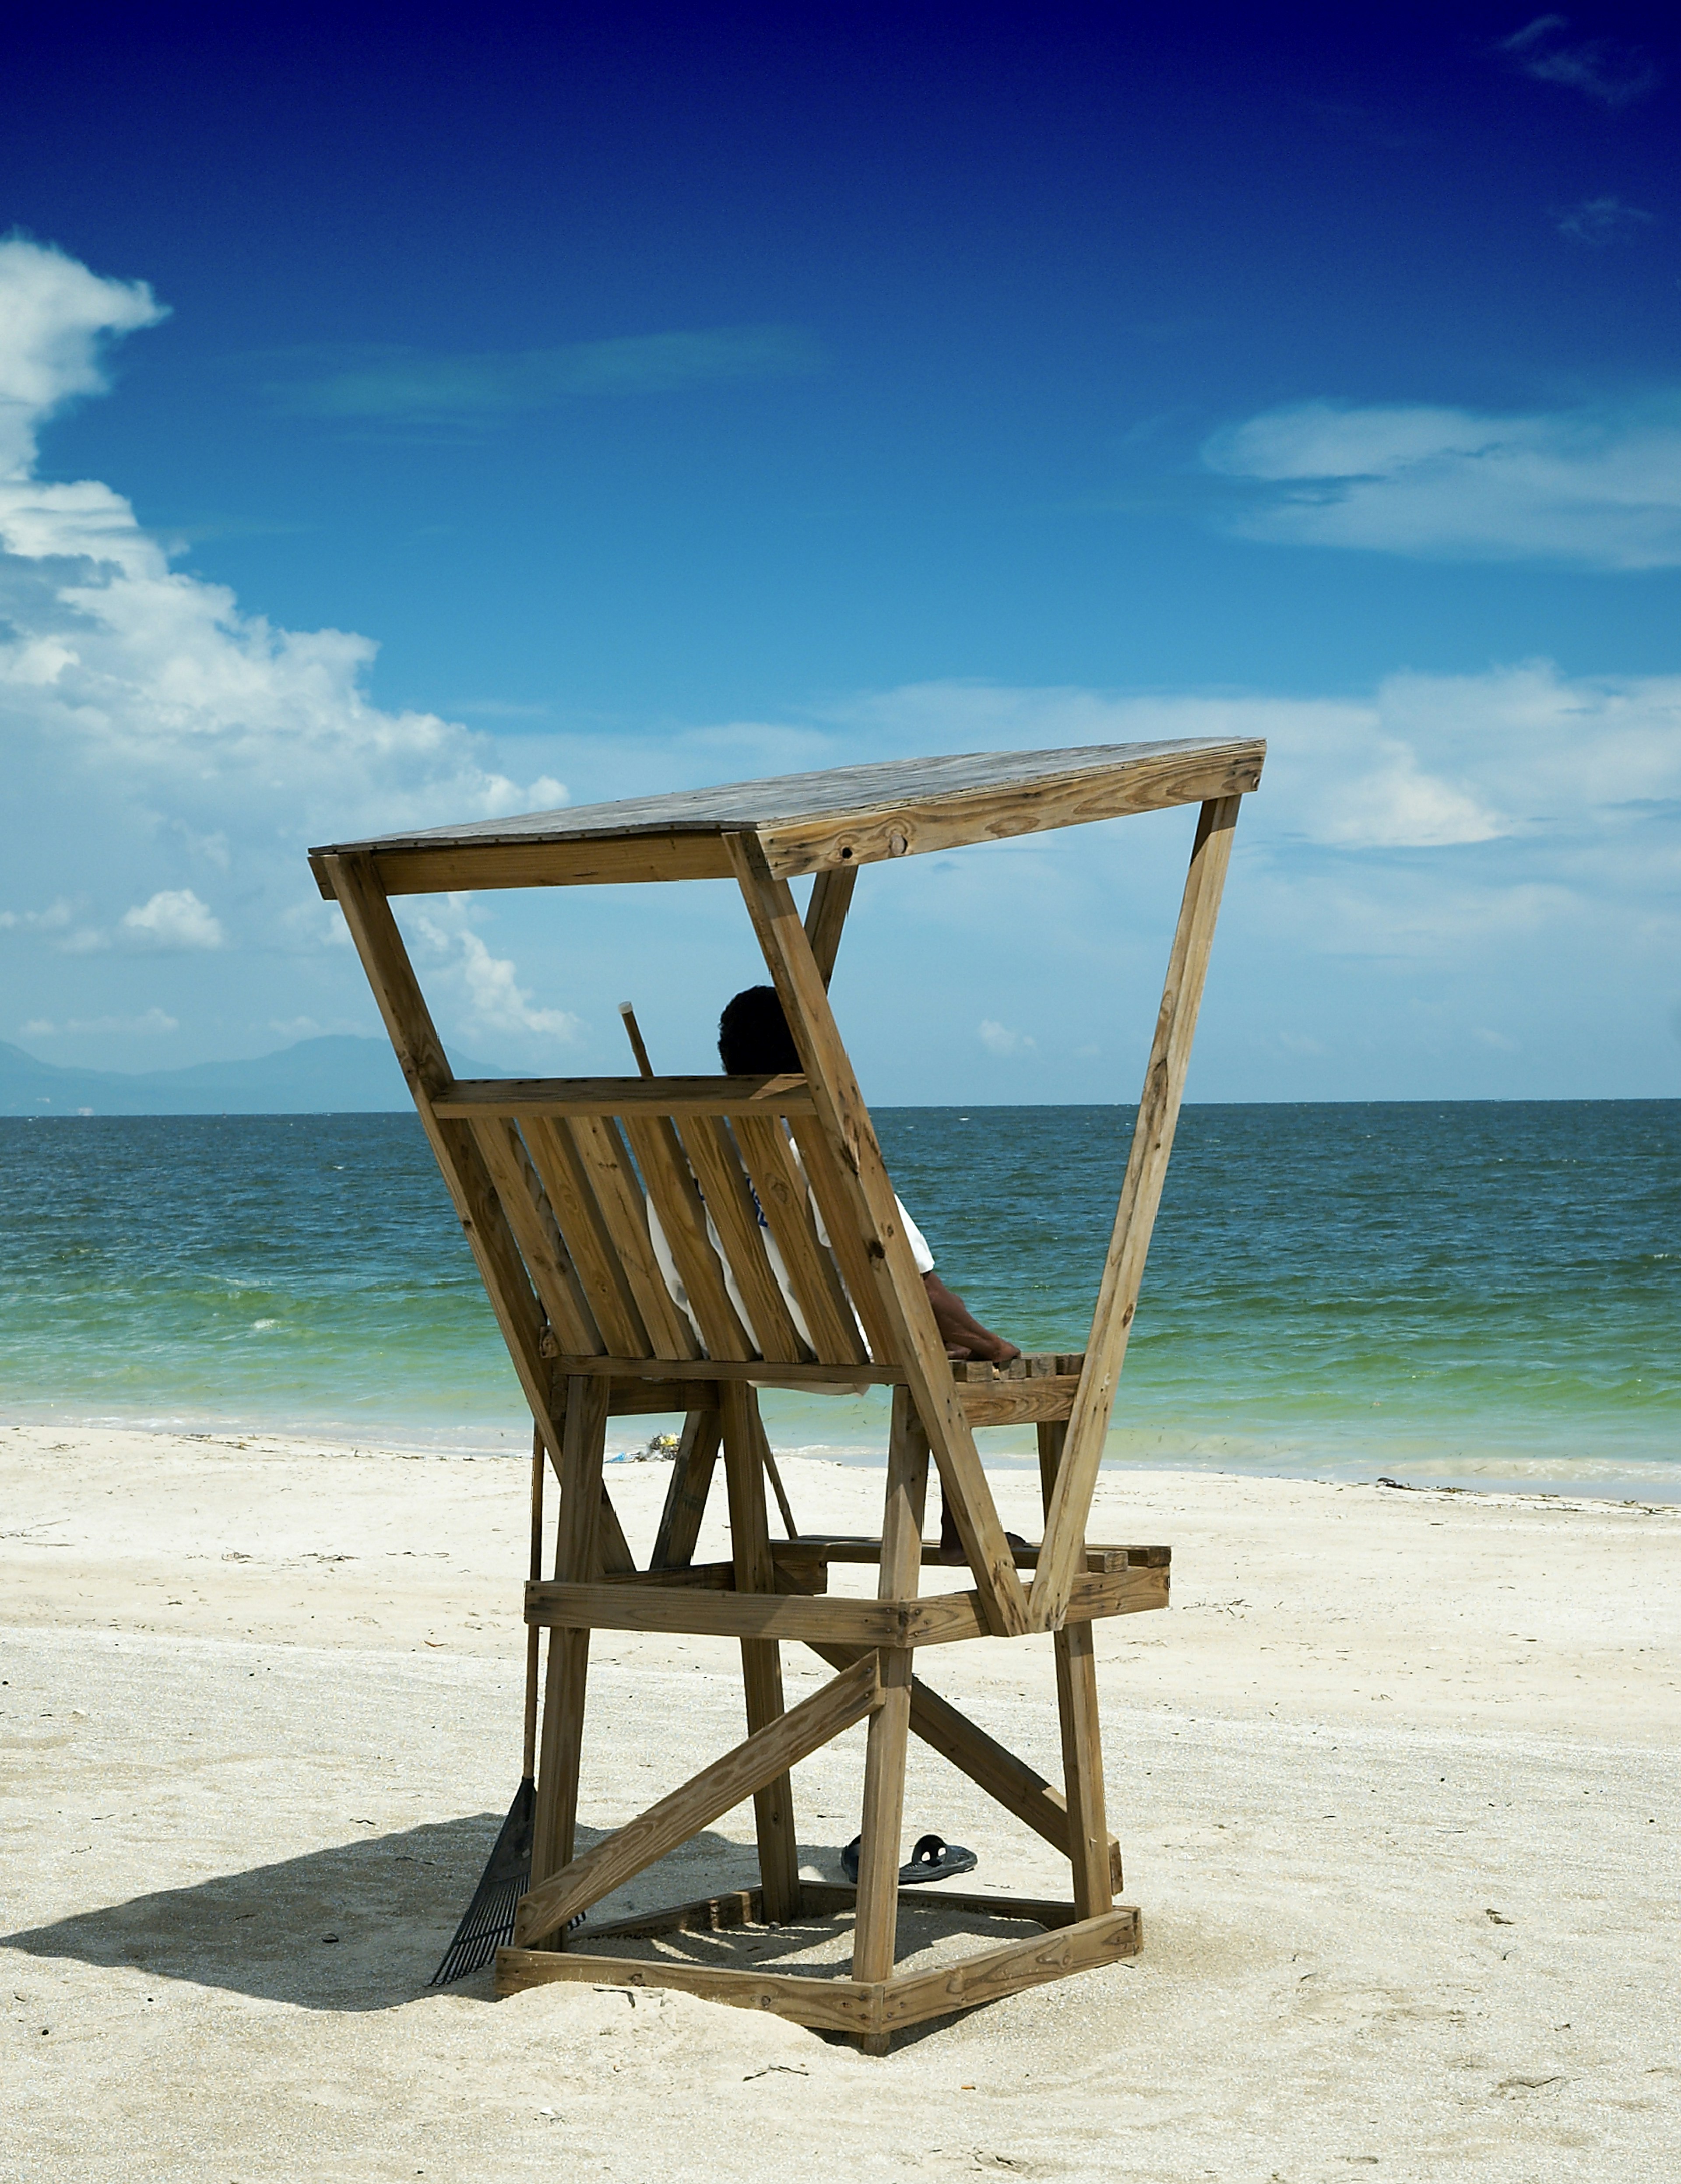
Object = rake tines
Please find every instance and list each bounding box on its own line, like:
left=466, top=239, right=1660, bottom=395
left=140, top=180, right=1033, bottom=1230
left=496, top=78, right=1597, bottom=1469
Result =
left=429, top=1777, right=534, bottom=1985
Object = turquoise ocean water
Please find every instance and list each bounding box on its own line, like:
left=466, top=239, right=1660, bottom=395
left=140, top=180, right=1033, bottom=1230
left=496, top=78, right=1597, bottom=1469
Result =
left=2, top=1104, right=1675, bottom=1495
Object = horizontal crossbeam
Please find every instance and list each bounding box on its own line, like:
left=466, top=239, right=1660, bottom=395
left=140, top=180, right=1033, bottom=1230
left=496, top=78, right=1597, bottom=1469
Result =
left=433, top=1073, right=812, bottom=1118
left=525, top=1564, right=1168, bottom=1645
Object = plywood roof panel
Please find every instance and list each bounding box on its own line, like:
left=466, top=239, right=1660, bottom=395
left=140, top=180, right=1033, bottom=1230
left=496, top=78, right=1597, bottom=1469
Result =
left=309, top=735, right=1264, bottom=894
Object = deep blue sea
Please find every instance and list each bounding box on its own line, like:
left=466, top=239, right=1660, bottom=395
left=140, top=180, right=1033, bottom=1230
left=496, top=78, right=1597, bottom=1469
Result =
left=2, top=1104, right=1675, bottom=1495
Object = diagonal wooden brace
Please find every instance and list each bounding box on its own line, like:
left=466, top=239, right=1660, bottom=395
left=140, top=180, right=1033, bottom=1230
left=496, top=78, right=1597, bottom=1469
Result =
left=808, top=1643, right=1122, bottom=1893
left=513, top=1654, right=883, bottom=1946
left=724, top=829, right=1030, bottom=1638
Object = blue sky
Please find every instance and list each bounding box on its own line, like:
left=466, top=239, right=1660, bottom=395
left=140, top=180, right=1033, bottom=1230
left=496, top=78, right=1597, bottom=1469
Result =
left=2, top=4, right=1678, bottom=1101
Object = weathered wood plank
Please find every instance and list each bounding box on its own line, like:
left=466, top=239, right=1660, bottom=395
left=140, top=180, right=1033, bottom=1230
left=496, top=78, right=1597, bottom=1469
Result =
left=803, top=864, right=857, bottom=986
left=434, top=1074, right=814, bottom=1117
left=1040, top=1421, right=1113, bottom=1916
left=726, top=832, right=1030, bottom=1639
left=468, top=1116, right=602, bottom=1357
left=679, top=1116, right=808, bottom=1363
left=878, top=1906, right=1141, bottom=2030
left=551, top=1353, right=897, bottom=1383
left=526, top=1564, right=1166, bottom=1644
left=721, top=1384, right=801, bottom=1923
left=800, top=1882, right=1079, bottom=1931
left=622, top=1111, right=757, bottom=1361
left=650, top=1408, right=722, bottom=1569
left=519, top=1118, right=651, bottom=1354
left=756, top=746, right=1263, bottom=877
left=513, top=1655, right=882, bottom=1945
left=779, top=1535, right=1139, bottom=1574
left=495, top=1945, right=881, bottom=2033
left=1033, top=794, right=1243, bottom=1631
left=561, top=1115, right=700, bottom=1361
left=531, top=1376, right=608, bottom=1889
left=310, top=738, right=1266, bottom=892
left=728, top=1111, right=869, bottom=1366
left=852, top=1388, right=927, bottom=2005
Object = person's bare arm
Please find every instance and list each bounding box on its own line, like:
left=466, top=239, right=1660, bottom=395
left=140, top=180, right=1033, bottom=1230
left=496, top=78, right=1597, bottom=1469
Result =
left=922, top=1271, right=1020, bottom=1363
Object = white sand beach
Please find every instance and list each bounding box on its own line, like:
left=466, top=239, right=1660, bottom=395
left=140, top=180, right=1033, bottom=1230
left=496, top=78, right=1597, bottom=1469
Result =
left=3, top=1422, right=1678, bottom=2182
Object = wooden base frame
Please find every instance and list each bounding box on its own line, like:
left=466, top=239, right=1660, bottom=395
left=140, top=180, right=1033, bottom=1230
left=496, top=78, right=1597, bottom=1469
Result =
left=496, top=1882, right=1142, bottom=2044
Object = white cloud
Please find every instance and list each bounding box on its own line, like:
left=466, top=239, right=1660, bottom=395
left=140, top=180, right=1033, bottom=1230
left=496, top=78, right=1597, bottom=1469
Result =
left=1203, top=395, right=1681, bottom=568
left=1499, top=17, right=1660, bottom=106
left=978, top=1019, right=1036, bottom=1057
left=408, top=904, right=582, bottom=1045
left=120, top=887, right=223, bottom=950
left=23, top=1006, right=179, bottom=1037
left=0, top=894, right=76, bottom=931
left=0, top=237, right=165, bottom=477
left=1554, top=196, right=1655, bottom=246
left=0, top=238, right=572, bottom=1067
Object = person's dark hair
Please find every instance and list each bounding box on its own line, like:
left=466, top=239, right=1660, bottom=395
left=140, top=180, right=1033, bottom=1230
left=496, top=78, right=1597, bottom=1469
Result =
left=719, top=986, right=802, bottom=1075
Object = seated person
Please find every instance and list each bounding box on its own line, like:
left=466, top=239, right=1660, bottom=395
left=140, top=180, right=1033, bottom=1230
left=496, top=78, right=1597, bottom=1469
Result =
left=651, top=985, right=1021, bottom=1562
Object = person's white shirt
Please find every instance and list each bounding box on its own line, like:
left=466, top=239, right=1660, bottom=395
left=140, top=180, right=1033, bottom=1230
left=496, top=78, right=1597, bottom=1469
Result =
left=646, top=1138, right=932, bottom=1383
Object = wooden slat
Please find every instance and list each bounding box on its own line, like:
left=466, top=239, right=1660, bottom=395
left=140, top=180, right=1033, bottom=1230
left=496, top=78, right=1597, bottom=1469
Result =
left=785, top=1118, right=900, bottom=1362
left=728, top=1112, right=868, bottom=1366
left=781, top=1536, right=1138, bottom=1574
left=756, top=743, right=1264, bottom=878
left=554, top=1354, right=896, bottom=1383
left=1033, top=794, right=1242, bottom=1630
left=721, top=1384, right=800, bottom=1922
left=621, top=1112, right=756, bottom=1362
left=852, top=1388, right=927, bottom=2008
left=517, top=1117, right=650, bottom=1359
left=804, top=864, right=857, bottom=986
left=469, top=1117, right=603, bottom=1357
left=878, top=1907, right=1141, bottom=2031
left=512, top=1655, right=883, bottom=1945
left=434, top=1073, right=813, bottom=1117
left=802, top=1882, right=1078, bottom=1931
left=580, top=1885, right=763, bottom=1941
left=958, top=1377, right=1081, bottom=1426
left=726, top=830, right=1030, bottom=1639
left=678, top=1116, right=808, bottom=1363
left=650, top=1409, right=722, bottom=1569
left=562, top=1116, right=700, bottom=1361
left=495, top=1946, right=880, bottom=2034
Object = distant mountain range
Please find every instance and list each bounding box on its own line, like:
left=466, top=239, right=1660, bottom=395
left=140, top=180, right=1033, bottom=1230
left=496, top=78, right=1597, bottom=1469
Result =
left=0, top=1034, right=513, bottom=1115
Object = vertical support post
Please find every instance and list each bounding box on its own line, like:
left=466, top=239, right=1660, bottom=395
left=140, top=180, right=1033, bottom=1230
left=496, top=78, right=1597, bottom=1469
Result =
left=852, top=1386, right=929, bottom=2047
left=531, top=1375, right=608, bottom=1901
left=1038, top=1422, right=1113, bottom=1916
left=1033, top=795, right=1243, bottom=1629
left=720, top=1383, right=801, bottom=1922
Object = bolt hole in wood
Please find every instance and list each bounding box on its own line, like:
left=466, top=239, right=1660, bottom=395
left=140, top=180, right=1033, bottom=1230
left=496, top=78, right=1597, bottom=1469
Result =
left=307, top=738, right=1259, bottom=2042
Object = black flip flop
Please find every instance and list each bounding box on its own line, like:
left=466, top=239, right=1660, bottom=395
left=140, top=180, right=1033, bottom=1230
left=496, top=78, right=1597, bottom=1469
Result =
left=840, top=1832, right=978, bottom=1885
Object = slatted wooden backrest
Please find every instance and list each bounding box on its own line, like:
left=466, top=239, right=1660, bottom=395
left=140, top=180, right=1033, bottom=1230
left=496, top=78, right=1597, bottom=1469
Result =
left=430, top=1075, right=900, bottom=1376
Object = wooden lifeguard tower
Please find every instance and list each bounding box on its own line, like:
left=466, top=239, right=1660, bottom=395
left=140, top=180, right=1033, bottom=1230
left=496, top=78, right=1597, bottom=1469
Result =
left=308, top=735, right=1262, bottom=2047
